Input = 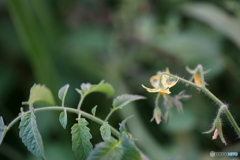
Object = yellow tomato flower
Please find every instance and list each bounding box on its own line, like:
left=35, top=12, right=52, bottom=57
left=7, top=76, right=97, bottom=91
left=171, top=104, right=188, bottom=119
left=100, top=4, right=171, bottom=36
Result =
left=142, top=68, right=178, bottom=95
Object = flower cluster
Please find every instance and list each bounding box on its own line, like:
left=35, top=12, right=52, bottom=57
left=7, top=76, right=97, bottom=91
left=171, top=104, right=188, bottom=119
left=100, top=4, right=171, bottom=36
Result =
left=142, top=65, right=230, bottom=145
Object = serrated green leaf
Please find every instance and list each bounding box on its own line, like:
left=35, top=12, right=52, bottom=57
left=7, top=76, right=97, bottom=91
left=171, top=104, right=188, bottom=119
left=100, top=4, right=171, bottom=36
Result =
left=59, top=110, right=68, bottom=129
left=27, top=84, right=55, bottom=106
left=119, top=116, right=133, bottom=133
left=58, top=84, right=70, bottom=104
left=121, top=133, right=141, bottom=160
left=113, top=94, right=145, bottom=110
left=82, top=81, right=114, bottom=98
left=0, top=116, right=6, bottom=145
left=86, top=138, right=122, bottom=160
left=71, top=118, right=93, bottom=160
left=19, top=111, right=46, bottom=160
left=100, top=122, right=111, bottom=141
left=91, top=106, right=97, bottom=116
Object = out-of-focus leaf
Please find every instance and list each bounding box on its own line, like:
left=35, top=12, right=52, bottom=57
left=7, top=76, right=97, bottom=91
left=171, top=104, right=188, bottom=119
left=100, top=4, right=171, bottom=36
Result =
left=86, top=138, right=122, bottom=160
left=25, top=84, right=55, bottom=106
left=121, top=133, right=141, bottom=160
left=78, top=81, right=114, bottom=98
left=58, top=84, right=70, bottom=105
left=113, top=94, right=145, bottom=110
left=180, top=2, right=240, bottom=50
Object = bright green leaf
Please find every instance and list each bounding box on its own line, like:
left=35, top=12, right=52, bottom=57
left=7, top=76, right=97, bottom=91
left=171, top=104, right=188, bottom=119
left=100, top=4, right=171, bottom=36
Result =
left=58, top=84, right=70, bottom=105
left=0, top=116, right=6, bottom=145
left=82, top=81, right=114, bottom=98
left=19, top=109, right=46, bottom=160
left=100, top=122, right=111, bottom=141
left=86, top=138, right=122, bottom=160
left=91, top=106, right=97, bottom=116
left=71, top=118, right=93, bottom=160
left=113, top=94, right=145, bottom=110
left=59, top=109, right=68, bottom=129
left=121, top=133, right=142, bottom=160
left=26, top=84, right=55, bottom=106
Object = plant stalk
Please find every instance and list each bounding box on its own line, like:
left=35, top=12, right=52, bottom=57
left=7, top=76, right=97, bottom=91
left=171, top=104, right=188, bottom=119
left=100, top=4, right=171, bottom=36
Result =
left=6, top=106, right=119, bottom=137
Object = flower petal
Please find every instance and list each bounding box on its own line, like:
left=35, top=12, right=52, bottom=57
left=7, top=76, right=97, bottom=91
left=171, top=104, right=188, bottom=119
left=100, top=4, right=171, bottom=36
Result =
left=150, top=75, right=160, bottom=88
left=141, top=85, right=171, bottom=94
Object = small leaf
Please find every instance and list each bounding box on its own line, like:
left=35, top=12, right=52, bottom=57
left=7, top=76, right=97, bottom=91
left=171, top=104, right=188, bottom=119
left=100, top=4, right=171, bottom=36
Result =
left=100, top=122, right=111, bottom=141
left=19, top=109, right=46, bottom=159
left=26, top=84, right=55, bottom=106
left=113, top=94, right=145, bottom=110
left=121, top=133, right=142, bottom=160
left=0, top=117, right=6, bottom=145
left=91, top=106, right=98, bottom=116
left=58, top=84, right=70, bottom=104
left=119, top=116, right=134, bottom=133
left=59, top=109, right=68, bottom=129
left=71, top=118, right=93, bottom=160
left=82, top=81, right=115, bottom=98
left=81, top=83, right=92, bottom=93
left=86, top=138, right=122, bottom=160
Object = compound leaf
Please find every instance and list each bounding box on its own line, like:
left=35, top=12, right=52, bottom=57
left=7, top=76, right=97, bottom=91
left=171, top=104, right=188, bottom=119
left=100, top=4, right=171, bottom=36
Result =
left=19, top=111, right=46, bottom=160
left=71, top=118, right=93, bottom=160
left=86, top=138, right=122, bottom=160
left=100, top=122, right=111, bottom=141
left=113, top=94, right=145, bottom=110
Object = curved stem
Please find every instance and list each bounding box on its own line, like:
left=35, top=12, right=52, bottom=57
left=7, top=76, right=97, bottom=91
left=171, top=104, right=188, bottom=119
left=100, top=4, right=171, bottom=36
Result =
left=163, top=72, right=240, bottom=136
left=6, top=106, right=119, bottom=137
left=77, top=95, right=85, bottom=110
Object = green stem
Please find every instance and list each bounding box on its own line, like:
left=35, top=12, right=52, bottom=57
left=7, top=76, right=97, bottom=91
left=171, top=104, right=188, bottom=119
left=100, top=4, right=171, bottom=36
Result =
left=163, top=72, right=240, bottom=136
left=224, top=108, right=240, bottom=136
left=6, top=106, right=119, bottom=137
left=105, top=109, right=116, bottom=122
left=77, top=95, right=85, bottom=110
left=154, top=93, right=161, bottom=108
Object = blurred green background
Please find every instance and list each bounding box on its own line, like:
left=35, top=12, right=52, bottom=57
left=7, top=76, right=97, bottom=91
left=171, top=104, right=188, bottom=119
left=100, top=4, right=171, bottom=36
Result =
left=0, top=0, right=240, bottom=160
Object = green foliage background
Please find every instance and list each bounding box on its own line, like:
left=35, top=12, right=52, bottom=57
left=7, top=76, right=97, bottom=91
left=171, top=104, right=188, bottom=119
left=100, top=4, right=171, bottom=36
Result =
left=0, top=0, right=240, bottom=159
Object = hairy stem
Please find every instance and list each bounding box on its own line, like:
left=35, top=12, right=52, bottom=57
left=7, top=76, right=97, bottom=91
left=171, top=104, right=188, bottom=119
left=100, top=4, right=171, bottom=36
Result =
left=6, top=106, right=119, bottom=137
left=224, top=108, right=240, bottom=136
left=163, top=72, right=240, bottom=136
